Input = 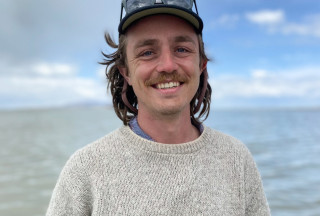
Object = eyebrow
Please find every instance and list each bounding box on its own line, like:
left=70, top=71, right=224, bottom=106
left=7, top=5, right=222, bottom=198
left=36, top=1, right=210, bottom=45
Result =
left=134, top=39, right=159, bottom=49
left=174, top=35, right=196, bottom=45
left=134, top=35, right=196, bottom=50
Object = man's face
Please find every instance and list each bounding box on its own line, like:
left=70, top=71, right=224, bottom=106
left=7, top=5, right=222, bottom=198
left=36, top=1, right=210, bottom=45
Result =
left=120, top=14, right=205, bottom=119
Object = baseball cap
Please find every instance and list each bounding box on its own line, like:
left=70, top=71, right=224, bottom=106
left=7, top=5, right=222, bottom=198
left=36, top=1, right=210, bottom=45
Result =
left=118, top=0, right=203, bottom=34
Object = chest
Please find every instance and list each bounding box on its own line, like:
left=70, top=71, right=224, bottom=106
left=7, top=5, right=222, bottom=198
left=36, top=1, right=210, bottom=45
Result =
left=90, top=155, right=245, bottom=215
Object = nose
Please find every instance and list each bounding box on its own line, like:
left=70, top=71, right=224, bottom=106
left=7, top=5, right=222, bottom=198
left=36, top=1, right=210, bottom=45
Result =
left=156, top=48, right=178, bottom=73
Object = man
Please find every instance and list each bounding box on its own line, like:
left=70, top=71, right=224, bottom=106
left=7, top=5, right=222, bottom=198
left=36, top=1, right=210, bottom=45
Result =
left=47, top=0, right=270, bottom=215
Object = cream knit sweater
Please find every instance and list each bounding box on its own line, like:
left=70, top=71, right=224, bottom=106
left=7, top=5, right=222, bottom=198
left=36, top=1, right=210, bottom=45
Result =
left=47, top=126, right=270, bottom=215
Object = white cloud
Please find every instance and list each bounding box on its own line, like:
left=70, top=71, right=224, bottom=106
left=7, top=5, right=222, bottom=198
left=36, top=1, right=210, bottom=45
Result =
left=32, top=63, right=76, bottom=77
left=0, top=60, right=76, bottom=77
left=246, top=10, right=320, bottom=38
left=97, top=66, right=107, bottom=81
left=246, top=10, right=285, bottom=25
left=210, top=14, right=240, bottom=28
left=251, top=69, right=268, bottom=79
left=0, top=61, right=109, bottom=109
left=0, top=0, right=119, bottom=109
left=280, top=15, right=320, bottom=37
left=210, top=66, right=320, bottom=100
left=0, top=0, right=120, bottom=62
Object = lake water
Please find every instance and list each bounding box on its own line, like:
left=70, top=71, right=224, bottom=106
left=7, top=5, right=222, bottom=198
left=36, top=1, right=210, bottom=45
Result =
left=1, top=107, right=319, bottom=216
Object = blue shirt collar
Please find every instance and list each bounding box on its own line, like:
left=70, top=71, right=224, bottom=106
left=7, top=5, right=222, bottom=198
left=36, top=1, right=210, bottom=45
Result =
left=129, top=117, right=203, bottom=141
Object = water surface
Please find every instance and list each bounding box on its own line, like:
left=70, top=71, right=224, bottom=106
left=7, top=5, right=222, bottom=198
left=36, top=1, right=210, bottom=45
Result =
left=1, top=107, right=319, bottom=215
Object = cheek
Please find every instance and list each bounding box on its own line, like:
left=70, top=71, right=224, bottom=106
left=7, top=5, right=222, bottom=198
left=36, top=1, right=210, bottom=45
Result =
left=126, top=70, right=146, bottom=90
left=181, top=63, right=202, bottom=79
left=129, top=64, right=154, bottom=83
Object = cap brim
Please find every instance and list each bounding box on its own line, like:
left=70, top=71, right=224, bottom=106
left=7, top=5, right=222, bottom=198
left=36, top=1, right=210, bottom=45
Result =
left=119, top=5, right=203, bottom=34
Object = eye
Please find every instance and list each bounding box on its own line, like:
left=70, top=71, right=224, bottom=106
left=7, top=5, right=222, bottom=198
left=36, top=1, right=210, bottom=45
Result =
left=137, top=49, right=156, bottom=60
left=176, top=47, right=188, bottom=53
left=142, top=50, right=153, bottom=56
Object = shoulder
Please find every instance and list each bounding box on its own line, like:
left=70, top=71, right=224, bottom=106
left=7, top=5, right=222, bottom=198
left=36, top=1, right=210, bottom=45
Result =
left=62, top=127, right=128, bottom=174
left=201, top=127, right=256, bottom=166
left=46, top=129, right=128, bottom=215
left=204, top=127, right=249, bottom=151
left=76, top=127, right=125, bottom=155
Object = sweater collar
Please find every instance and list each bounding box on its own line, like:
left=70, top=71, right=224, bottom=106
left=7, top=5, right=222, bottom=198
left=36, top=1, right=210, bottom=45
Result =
left=120, top=125, right=210, bottom=154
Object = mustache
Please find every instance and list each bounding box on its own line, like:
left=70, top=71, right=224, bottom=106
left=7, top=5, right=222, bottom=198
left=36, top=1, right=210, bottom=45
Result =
left=144, top=72, right=188, bottom=86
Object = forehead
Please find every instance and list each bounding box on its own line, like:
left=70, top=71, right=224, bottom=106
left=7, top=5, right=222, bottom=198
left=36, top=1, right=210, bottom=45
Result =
left=125, top=14, right=198, bottom=43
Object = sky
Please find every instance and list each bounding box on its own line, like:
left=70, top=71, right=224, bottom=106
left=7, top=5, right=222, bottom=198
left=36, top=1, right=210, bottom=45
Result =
left=0, top=0, right=319, bottom=110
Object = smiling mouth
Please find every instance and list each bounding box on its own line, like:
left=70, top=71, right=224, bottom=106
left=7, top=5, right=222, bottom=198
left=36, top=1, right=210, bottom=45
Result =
left=154, top=82, right=181, bottom=89
left=145, top=72, right=187, bottom=90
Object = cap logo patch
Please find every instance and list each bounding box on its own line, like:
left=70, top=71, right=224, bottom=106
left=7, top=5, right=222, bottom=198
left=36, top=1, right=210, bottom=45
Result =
left=155, top=0, right=164, bottom=4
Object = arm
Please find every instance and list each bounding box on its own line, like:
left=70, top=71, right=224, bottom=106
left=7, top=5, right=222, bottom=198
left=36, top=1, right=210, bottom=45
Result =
left=46, top=152, right=92, bottom=216
left=244, top=149, right=271, bottom=216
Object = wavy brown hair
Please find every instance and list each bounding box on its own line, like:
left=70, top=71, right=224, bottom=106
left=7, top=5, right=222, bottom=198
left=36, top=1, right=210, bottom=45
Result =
left=100, top=33, right=211, bottom=126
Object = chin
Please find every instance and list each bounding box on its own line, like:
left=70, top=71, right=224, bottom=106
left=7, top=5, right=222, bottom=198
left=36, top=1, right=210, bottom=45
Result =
left=155, top=104, right=188, bottom=116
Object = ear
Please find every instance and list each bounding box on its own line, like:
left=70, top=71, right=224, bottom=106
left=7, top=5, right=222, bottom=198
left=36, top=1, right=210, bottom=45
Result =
left=200, top=59, right=207, bottom=74
left=118, top=66, right=132, bottom=85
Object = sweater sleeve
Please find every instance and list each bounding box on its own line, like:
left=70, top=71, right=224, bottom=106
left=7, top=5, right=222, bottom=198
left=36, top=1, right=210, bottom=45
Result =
left=244, top=148, right=271, bottom=216
left=46, top=151, right=92, bottom=216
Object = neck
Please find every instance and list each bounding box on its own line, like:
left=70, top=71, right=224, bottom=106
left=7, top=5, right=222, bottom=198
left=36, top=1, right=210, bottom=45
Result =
left=136, top=109, right=200, bottom=144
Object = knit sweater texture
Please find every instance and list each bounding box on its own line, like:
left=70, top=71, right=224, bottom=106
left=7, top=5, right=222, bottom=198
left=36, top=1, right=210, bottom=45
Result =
left=46, top=126, right=270, bottom=216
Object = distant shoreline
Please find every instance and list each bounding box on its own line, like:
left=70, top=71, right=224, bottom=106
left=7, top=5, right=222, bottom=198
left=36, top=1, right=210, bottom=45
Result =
left=1, top=105, right=320, bottom=112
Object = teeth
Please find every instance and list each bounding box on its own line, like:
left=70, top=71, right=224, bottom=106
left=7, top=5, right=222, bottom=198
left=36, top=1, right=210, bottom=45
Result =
left=156, top=82, right=180, bottom=89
